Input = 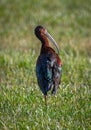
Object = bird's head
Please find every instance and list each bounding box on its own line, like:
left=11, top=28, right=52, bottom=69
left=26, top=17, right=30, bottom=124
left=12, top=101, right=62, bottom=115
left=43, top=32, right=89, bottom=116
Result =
left=35, top=25, right=46, bottom=39
left=35, top=25, right=60, bottom=54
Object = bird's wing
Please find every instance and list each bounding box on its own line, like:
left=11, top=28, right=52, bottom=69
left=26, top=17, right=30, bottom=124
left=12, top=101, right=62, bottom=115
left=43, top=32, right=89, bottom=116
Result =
left=37, top=54, right=53, bottom=81
left=36, top=54, right=54, bottom=95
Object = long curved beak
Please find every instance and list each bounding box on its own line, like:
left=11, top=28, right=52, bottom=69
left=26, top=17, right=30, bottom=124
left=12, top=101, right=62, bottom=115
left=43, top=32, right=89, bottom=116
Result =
left=45, top=30, right=60, bottom=54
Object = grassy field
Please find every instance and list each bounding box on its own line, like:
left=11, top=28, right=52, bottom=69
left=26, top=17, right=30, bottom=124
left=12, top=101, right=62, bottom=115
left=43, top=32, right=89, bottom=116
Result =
left=0, top=0, right=91, bottom=129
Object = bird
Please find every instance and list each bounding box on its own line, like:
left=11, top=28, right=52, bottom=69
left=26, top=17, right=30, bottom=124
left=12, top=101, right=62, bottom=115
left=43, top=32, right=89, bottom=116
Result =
left=35, top=25, right=62, bottom=105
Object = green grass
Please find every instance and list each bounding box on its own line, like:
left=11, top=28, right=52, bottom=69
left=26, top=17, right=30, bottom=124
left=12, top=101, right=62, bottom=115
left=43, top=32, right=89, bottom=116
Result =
left=0, top=0, right=91, bottom=129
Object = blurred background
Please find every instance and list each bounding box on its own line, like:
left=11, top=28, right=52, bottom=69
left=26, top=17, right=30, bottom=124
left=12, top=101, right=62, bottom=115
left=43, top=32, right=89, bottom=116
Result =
left=0, top=0, right=91, bottom=54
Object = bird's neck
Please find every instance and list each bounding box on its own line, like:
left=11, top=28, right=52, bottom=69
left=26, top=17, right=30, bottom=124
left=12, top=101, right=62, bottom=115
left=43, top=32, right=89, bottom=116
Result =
left=40, top=36, right=50, bottom=54
left=41, top=36, right=49, bottom=46
left=40, top=44, right=50, bottom=54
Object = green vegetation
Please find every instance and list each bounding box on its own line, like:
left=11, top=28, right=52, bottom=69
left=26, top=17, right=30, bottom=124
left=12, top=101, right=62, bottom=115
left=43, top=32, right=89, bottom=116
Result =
left=0, top=0, right=91, bottom=129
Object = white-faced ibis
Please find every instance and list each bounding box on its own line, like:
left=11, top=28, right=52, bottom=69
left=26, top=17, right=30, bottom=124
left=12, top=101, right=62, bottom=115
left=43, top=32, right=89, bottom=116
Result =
left=35, top=25, right=62, bottom=105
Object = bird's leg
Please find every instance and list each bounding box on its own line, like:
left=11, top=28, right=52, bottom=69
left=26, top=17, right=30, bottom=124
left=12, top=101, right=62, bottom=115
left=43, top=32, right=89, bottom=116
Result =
left=44, top=95, right=47, bottom=106
left=51, top=86, right=57, bottom=95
